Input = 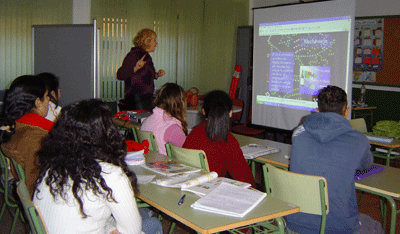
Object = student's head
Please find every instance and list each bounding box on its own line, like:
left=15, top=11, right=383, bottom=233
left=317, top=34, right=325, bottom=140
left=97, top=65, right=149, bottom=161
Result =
left=202, top=90, right=232, bottom=142
left=317, top=85, right=349, bottom=117
left=0, top=75, right=49, bottom=142
left=153, top=83, right=188, bottom=134
left=133, top=28, right=157, bottom=52
left=35, top=99, right=137, bottom=217
left=37, top=72, right=60, bottom=106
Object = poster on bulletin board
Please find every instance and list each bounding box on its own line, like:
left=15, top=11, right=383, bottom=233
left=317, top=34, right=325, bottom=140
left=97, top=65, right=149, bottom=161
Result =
left=353, top=18, right=384, bottom=72
left=353, top=71, right=376, bottom=82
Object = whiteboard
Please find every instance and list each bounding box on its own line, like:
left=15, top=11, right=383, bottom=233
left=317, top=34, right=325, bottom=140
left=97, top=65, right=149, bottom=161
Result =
left=32, top=22, right=98, bottom=106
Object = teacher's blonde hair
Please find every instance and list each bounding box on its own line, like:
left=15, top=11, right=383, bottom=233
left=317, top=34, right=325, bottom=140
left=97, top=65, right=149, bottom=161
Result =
left=133, top=28, right=156, bottom=49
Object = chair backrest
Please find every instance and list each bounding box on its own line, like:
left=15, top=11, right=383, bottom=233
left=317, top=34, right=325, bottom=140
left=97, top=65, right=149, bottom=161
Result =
left=349, top=118, right=368, bottom=133
left=0, top=148, right=15, bottom=203
left=132, top=128, right=159, bottom=152
left=263, top=164, right=329, bottom=234
left=165, top=142, right=209, bottom=171
left=10, top=158, right=26, bottom=183
left=16, top=181, right=48, bottom=234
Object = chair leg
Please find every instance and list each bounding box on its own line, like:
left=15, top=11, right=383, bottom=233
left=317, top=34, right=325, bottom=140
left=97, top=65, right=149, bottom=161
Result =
left=9, top=207, right=21, bottom=234
left=379, top=197, right=387, bottom=233
left=168, top=221, right=176, bottom=234
left=0, top=203, right=7, bottom=221
left=357, top=192, right=365, bottom=206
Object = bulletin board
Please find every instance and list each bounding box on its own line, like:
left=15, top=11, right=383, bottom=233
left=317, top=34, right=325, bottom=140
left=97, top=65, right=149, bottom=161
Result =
left=353, top=16, right=400, bottom=85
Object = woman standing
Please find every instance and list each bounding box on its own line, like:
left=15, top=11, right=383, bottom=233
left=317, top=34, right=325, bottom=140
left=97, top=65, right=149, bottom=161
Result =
left=34, top=99, right=162, bottom=234
left=140, top=83, right=187, bottom=155
left=117, top=28, right=165, bottom=111
left=183, top=90, right=256, bottom=187
left=0, top=75, right=52, bottom=196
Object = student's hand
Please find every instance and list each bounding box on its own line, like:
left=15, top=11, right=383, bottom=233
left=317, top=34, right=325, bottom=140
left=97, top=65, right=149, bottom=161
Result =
left=157, top=69, right=165, bottom=78
left=134, top=55, right=147, bottom=73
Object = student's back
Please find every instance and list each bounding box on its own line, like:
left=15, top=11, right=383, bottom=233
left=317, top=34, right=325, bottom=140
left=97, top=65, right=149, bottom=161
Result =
left=288, top=112, right=372, bottom=233
left=286, top=85, right=382, bottom=234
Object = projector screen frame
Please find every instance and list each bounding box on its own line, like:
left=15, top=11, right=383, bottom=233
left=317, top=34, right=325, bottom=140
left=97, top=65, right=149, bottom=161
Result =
left=250, top=0, right=356, bottom=133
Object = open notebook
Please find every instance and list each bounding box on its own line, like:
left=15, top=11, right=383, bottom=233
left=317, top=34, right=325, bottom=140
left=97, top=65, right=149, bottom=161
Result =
left=354, top=165, right=385, bottom=180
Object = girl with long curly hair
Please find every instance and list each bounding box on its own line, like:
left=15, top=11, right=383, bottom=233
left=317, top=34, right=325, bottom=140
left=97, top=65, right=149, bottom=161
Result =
left=34, top=99, right=162, bottom=234
left=140, top=82, right=187, bottom=155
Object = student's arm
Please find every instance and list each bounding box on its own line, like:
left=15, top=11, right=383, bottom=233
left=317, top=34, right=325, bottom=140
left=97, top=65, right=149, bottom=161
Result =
left=164, top=124, right=186, bottom=147
left=359, top=141, right=373, bottom=170
left=105, top=166, right=142, bottom=234
left=223, top=134, right=257, bottom=188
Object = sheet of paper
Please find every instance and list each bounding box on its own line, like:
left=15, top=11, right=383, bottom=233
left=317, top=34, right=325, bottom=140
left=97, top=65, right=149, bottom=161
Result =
left=137, top=175, right=156, bottom=184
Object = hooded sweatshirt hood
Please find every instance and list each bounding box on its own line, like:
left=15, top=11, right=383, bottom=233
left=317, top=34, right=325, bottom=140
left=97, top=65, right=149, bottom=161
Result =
left=302, top=112, right=353, bottom=143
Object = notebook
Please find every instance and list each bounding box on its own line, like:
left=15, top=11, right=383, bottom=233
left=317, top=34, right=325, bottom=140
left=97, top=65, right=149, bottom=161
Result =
left=241, top=144, right=281, bottom=159
left=354, top=165, right=385, bottom=180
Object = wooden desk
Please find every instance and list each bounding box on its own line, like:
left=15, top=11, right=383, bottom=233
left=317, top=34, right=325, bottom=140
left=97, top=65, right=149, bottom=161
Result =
left=129, top=151, right=299, bottom=234
left=234, top=134, right=400, bottom=234
left=233, top=133, right=290, bottom=171
left=355, top=166, right=400, bottom=234
left=114, top=117, right=140, bottom=130
left=369, top=139, right=400, bottom=167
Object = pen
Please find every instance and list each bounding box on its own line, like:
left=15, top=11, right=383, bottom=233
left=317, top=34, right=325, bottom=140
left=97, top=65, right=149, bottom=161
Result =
left=178, top=194, right=186, bottom=206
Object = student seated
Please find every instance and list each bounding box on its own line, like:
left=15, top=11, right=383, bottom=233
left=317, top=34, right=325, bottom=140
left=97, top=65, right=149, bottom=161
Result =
left=37, top=72, right=62, bottom=122
left=183, top=90, right=256, bottom=188
left=286, top=85, right=383, bottom=234
left=1, top=75, right=53, bottom=196
left=34, top=99, right=162, bottom=234
left=141, top=83, right=187, bottom=155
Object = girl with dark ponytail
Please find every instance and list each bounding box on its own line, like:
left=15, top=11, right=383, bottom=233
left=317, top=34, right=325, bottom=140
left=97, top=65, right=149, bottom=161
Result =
left=183, top=90, right=256, bottom=187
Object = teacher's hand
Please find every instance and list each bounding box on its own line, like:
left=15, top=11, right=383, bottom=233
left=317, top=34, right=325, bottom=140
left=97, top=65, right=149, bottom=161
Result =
left=157, top=69, right=165, bottom=78
left=134, top=55, right=147, bottom=73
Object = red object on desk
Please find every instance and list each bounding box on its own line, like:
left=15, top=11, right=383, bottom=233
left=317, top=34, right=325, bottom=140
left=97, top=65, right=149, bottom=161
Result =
left=114, top=110, right=150, bottom=121
left=126, top=139, right=149, bottom=154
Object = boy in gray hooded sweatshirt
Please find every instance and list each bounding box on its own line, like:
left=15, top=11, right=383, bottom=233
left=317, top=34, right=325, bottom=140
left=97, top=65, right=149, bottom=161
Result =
left=286, top=85, right=383, bottom=234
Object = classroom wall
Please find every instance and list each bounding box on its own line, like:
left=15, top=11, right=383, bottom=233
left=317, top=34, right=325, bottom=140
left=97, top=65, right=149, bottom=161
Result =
left=0, top=0, right=249, bottom=98
left=0, top=0, right=73, bottom=89
left=201, top=0, right=249, bottom=93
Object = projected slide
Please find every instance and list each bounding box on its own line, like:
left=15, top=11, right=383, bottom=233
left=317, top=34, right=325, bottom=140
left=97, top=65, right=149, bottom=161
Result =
left=252, top=0, right=355, bottom=131
left=255, top=17, right=351, bottom=112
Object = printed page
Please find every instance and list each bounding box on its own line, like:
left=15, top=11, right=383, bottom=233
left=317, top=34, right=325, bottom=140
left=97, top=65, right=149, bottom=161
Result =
left=151, top=172, right=217, bottom=188
left=191, top=182, right=267, bottom=217
left=182, top=177, right=251, bottom=197
left=140, top=161, right=201, bottom=176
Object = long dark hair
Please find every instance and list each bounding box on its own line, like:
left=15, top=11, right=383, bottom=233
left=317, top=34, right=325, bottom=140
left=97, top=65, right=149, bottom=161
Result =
left=153, top=83, right=188, bottom=134
left=37, top=72, right=60, bottom=106
left=0, top=75, right=47, bottom=143
left=35, top=99, right=138, bottom=218
left=203, top=90, right=232, bottom=142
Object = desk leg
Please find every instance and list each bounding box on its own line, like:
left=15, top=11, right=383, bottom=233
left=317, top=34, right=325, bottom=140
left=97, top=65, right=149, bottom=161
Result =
left=251, top=161, right=256, bottom=178
left=357, top=187, right=399, bottom=234
left=379, top=197, right=387, bottom=232
left=386, top=148, right=394, bottom=167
